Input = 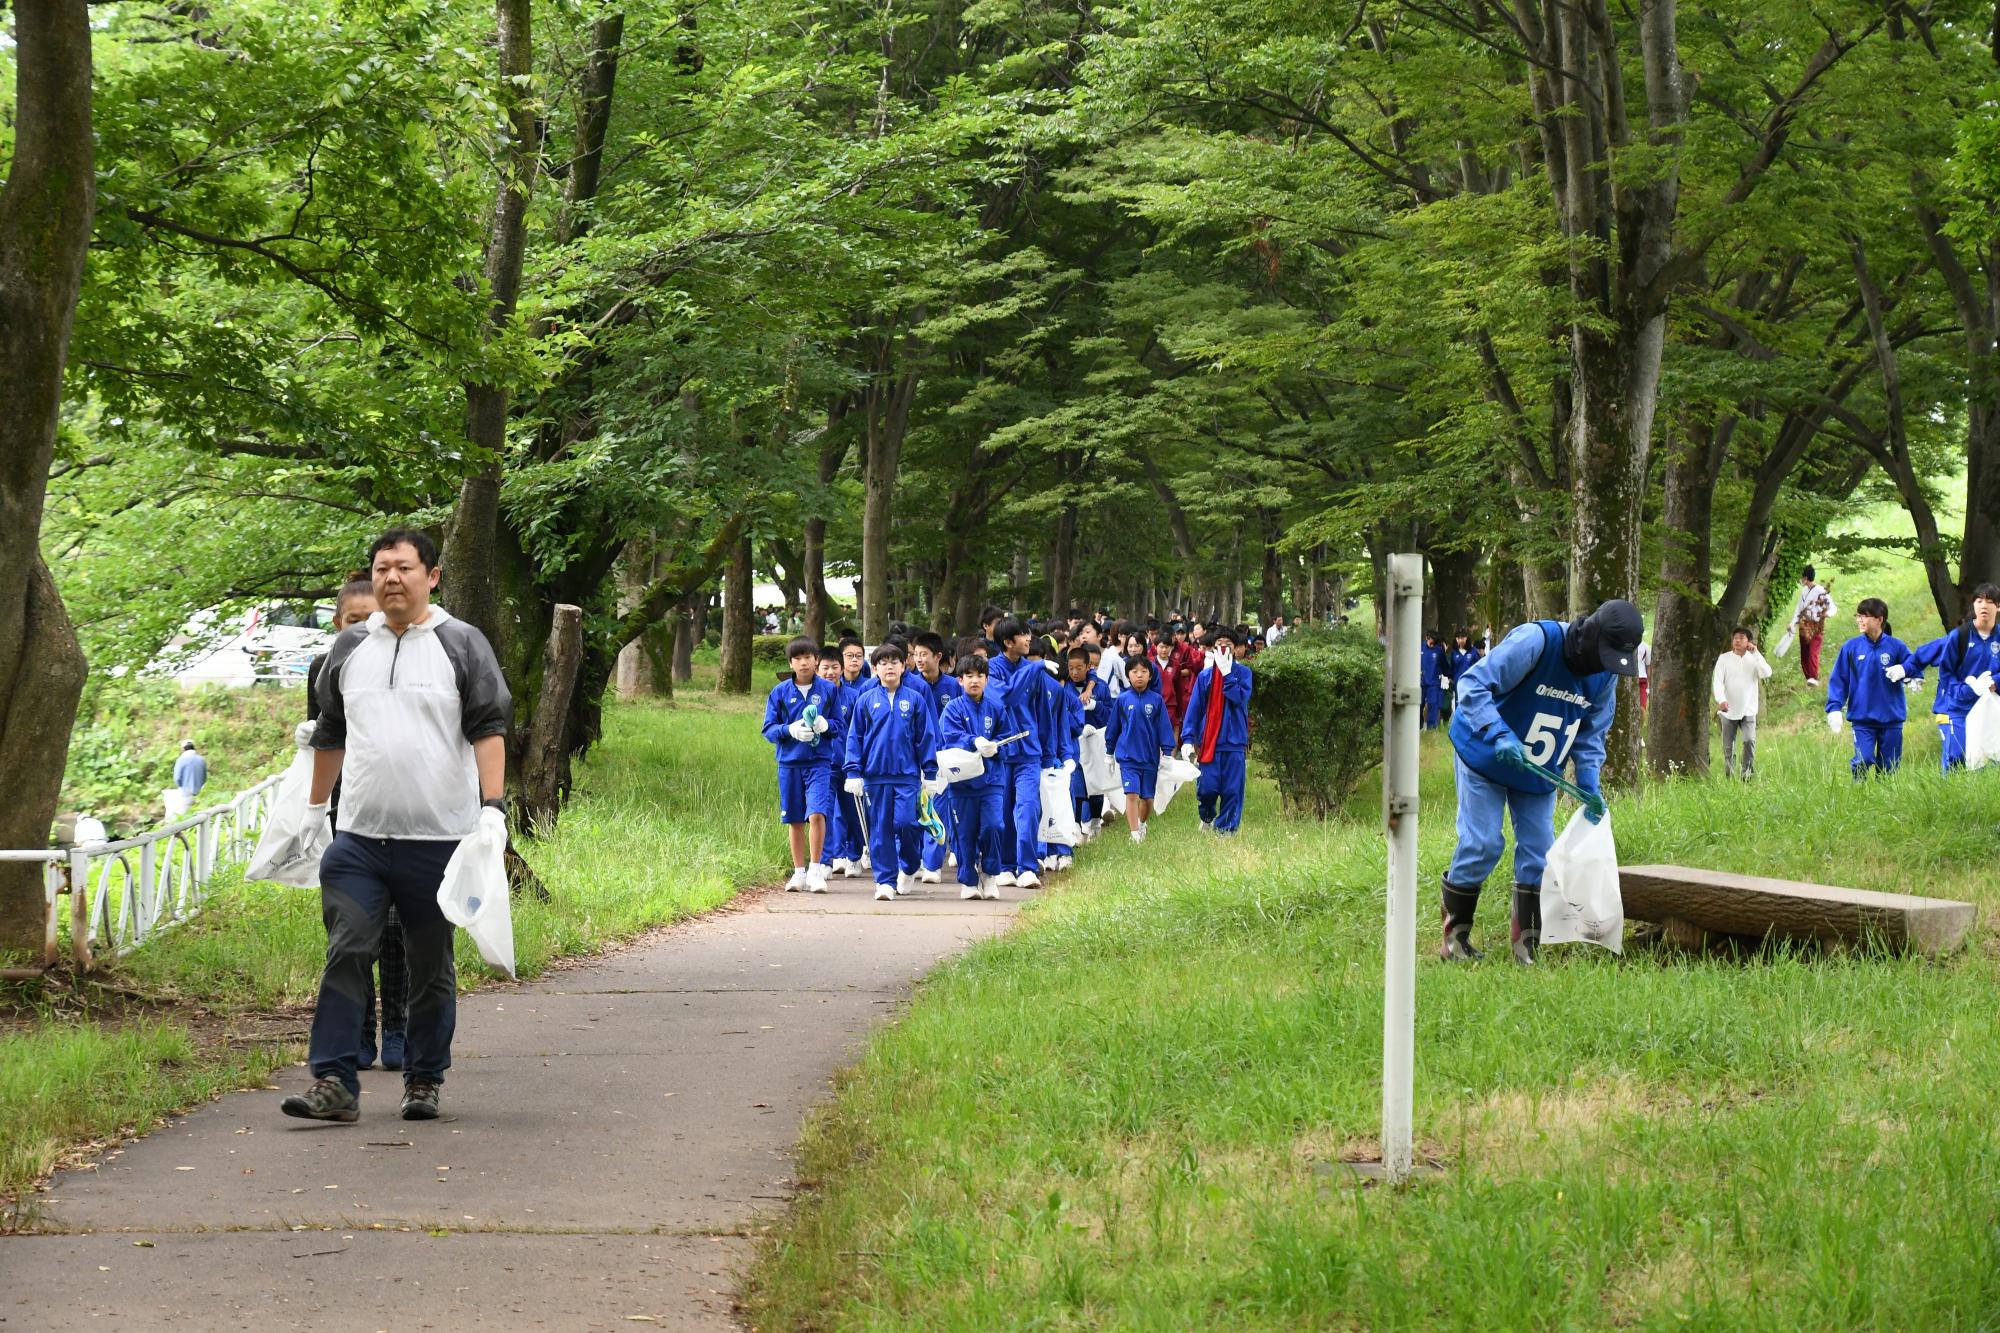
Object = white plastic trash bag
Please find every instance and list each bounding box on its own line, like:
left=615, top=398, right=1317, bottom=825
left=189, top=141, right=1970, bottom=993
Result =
left=1774, top=626, right=1796, bottom=658
left=936, top=746, right=986, bottom=785
left=1100, top=784, right=1126, bottom=816
left=245, top=722, right=329, bottom=888
left=1153, top=755, right=1200, bottom=815
left=1967, top=693, right=2000, bottom=771
left=1037, top=763, right=1083, bottom=845
left=1540, top=807, right=1623, bottom=954
left=1078, top=728, right=1120, bottom=795
left=437, top=808, right=516, bottom=979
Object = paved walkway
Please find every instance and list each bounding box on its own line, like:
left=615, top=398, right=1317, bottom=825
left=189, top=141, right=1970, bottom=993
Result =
left=4, top=884, right=1016, bottom=1330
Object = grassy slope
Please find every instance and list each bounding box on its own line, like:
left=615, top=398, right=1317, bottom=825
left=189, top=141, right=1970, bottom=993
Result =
left=747, top=688, right=2000, bottom=1322
left=3, top=692, right=780, bottom=1202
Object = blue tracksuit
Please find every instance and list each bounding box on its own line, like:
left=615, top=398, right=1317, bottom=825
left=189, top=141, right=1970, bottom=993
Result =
left=986, top=655, right=1055, bottom=873
left=825, top=673, right=871, bottom=864
left=1045, top=677, right=1093, bottom=854
left=844, top=682, right=937, bottom=887
left=1902, top=624, right=2000, bottom=771
left=1445, top=621, right=1614, bottom=888
left=1104, top=679, right=1173, bottom=800
left=912, top=670, right=964, bottom=871
left=1827, top=632, right=1917, bottom=776
left=1420, top=642, right=1447, bottom=730
left=1072, top=673, right=1110, bottom=826
left=940, top=691, right=1008, bottom=885
left=1178, top=662, right=1254, bottom=833
left=762, top=676, right=842, bottom=824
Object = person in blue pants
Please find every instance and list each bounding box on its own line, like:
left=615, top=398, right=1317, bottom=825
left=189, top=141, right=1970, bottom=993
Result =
left=1895, top=583, right=2000, bottom=772
left=940, top=655, right=1009, bottom=899
left=1443, top=600, right=1638, bottom=965
left=908, top=632, right=963, bottom=882
left=1420, top=631, right=1447, bottom=730
left=816, top=647, right=865, bottom=876
left=985, top=618, right=1049, bottom=889
left=761, top=636, right=842, bottom=892
left=843, top=644, right=936, bottom=902
left=1826, top=598, right=1918, bottom=777
left=1178, top=628, right=1255, bottom=834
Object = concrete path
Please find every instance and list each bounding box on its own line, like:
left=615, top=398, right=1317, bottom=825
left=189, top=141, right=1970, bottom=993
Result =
left=3, top=883, right=1016, bottom=1331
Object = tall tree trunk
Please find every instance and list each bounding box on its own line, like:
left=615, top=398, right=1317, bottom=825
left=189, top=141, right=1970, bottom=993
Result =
left=442, top=0, right=539, bottom=652
left=859, top=353, right=919, bottom=643
left=1916, top=210, right=2000, bottom=604
left=0, top=0, right=94, bottom=951
left=803, top=429, right=848, bottom=643
left=1649, top=421, right=1722, bottom=776
left=1429, top=546, right=1479, bottom=637
left=719, top=535, right=754, bottom=694
left=1050, top=504, right=1078, bottom=615
left=671, top=589, right=706, bottom=684
left=1259, top=509, right=1283, bottom=625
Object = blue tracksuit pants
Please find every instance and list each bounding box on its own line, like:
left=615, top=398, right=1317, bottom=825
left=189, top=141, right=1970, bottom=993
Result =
left=823, top=777, right=864, bottom=864
left=1936, top=711, right=1968, bottom=772
left=950, top=784, right=1004, bottom=885
left=1196, top=749, right=1248, bottom=833
left=862, top=780, right=922, bottom=886
left=1003, top=761, right=1041, bottom=874
left=1851, top=721, right=1903, bottom=777
left=921, top=785, right=955, bottom=872
left=1446, top=755, right=1558, bottom=888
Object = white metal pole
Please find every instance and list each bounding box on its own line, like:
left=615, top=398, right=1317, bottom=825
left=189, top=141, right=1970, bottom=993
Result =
left=1381, top=552, right=1424, bottom=1183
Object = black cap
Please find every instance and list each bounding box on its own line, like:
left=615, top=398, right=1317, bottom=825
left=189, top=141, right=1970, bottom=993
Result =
left=1590, top=599, right=1644, bottom=675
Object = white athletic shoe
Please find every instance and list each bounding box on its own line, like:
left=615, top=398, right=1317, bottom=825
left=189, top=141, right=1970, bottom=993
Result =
left=830, top=858, right=852, bottom=878
left=1056, top=855, right=1073, bottom=872
left=1134, top=823, right=1148, bottom=843
left=784, top=867, right=808, bottom=892
left=860, top=850, right=873, bottom=872
left=980, top=874, right=999, bottom=900
left=960, top=880, right=979, bottom=900
left=807, top=864, right=829, bottom=893
left=919, top=867, right=942, bottom=884
left=994, top=871, right=1017, bottom=888
left=873, top=883, right=894, bottom=901
left=1017, top=871, right=1042, bottom=890
left=946, top=852, right=958, bottom=868
left=896, top=871, right=917, bottom=896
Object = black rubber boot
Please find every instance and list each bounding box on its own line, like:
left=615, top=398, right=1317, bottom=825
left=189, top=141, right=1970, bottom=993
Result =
left=1439, top=877, right=1484, bottom=962
left=1511, top=882, right=1541, bottom=965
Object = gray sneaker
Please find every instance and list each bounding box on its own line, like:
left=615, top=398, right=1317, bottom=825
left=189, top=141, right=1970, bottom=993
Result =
left=281, top=1076, right=359, bottom=1123
left=401, top=1080, right=442, bottom=1121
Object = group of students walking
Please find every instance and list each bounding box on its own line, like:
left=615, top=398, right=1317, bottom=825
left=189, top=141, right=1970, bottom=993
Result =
left=763, top=612, right=1255, bottom=902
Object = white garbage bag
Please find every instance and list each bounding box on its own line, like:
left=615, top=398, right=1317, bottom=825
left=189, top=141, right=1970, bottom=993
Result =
left=936, top=746, right=986, bottom=785
left=1037, top=763, right=1083, bottom=845
left=1078, top=729, right=1120, bottom=795
left=1967, top=693, right=2000, bottom=771
left=1540, top=807, right=1623, bottom=954
left=162, top=787, right=193, bottom=820
left=1100, top=783, right=1126, bottom=817
left=1153, top=755, right=1200, bottom=815
left=245, top=722, right=329, bottom=888
left=437, top=808, right=516, bottom=979
left=1774, top=626, right=1796, bottom=658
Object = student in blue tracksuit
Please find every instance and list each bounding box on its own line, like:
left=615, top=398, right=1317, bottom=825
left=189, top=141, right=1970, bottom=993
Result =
left=1043, top=648, right=1098, bottom=869
left=1020, top=639, right=1079, bottom=872
left=908, top=632, right=963, bottom=881
left=843, top=644, right=937, bottom=902
left=1420, top=631, right=1447, bottom=730
left=940, top=655, right=1009, bottom=900
left=1177, top=628, right=1255, bottom=834
left=985, top=619, right=1056, bottom=888
left=1443, top=600, right=1639, bottom=965
left=1446, top=629, right=1483, bottom=724
left=821, top=645, right=868, bottom=876
left=1826, top=598, right=1919, bottom=777
left=1895, top=583, right=2000, bottom=771
left=761, top=637, right=842, bottom=893
left=1104, top=654, right=1174, bottom=841
left=1070, top=645, right=1110, bottom=835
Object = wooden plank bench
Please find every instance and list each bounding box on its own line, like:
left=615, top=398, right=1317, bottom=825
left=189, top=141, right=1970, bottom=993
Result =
left=1619, top=865, right=1978, bottom=957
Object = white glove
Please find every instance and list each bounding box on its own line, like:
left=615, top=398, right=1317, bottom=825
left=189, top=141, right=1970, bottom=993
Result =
left=1438, top=675, right=1450, bottom=690
left=1041, top=658, right=1059, bottom=675
left=1214, top=651, right=1234, bottom=677
left=974, top=737, right=1000, bottom=758
left=1885, top=664, right=1906, bottom=683
left=1827, top=711, right=1843, bottom=735
left=1080, top=725, right=1101, bottom=737
left=811, top=715, right=829, bottom=735
left=922, top=774, right=947, bottom=796
left=302, top=801, right=334, bottom=856
left=478, top=804, right=509, bottom=839
left=1179, top=743, right=1196, bottom=762
left=1974, top=672, right=1995, bottom=695
left=1061, top=759, right=1076, bottom=775
left=294, top=720, right=319, bottom=748
left=787, top=719, right=814, bottom=743
left=844, top=777, right=865, bottom=797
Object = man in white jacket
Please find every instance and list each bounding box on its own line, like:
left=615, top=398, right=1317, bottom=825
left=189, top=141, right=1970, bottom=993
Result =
left=282, top=529, right=512, bottom=1125
left=1712, top=626, right=1773, bottom=778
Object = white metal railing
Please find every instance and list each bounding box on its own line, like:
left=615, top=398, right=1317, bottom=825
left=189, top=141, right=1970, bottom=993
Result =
left=0, top=774, right=282, bottom=976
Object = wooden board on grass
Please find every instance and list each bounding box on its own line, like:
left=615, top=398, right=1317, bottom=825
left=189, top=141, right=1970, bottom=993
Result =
left=1619, top=864, right=1977, bottom=957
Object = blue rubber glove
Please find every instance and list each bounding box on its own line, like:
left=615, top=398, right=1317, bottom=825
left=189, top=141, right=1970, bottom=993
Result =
left=1494, top=734, right=1528, bottom=771
left=1581, top=788, right=1607, bottom=824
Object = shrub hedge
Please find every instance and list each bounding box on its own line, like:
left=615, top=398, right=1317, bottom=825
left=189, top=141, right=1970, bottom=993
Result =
left=1248, top=624, right=1384, bottom=818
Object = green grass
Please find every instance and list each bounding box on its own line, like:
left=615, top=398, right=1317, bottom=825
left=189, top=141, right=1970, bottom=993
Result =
left=2, top=691, right=782, bottom=1204
left=744, top=683, right=2000, bottom=1329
